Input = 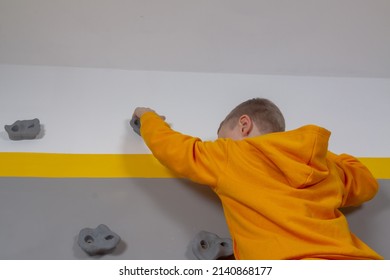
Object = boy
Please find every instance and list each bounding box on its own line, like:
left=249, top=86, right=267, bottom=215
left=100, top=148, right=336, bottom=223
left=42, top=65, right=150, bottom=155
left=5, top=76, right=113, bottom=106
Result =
left=132, top=98, right=382, bottom=260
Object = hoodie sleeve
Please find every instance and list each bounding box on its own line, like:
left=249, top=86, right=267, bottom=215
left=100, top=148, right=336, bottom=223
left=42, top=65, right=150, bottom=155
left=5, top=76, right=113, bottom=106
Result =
left=139, top=112, right=228, bottom=188
left=328, top=152, right=379, bottom=207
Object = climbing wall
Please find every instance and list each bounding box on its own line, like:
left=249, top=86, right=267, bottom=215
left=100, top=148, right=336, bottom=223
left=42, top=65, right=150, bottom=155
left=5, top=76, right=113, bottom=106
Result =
left=1, top=65, right=389, bottom=259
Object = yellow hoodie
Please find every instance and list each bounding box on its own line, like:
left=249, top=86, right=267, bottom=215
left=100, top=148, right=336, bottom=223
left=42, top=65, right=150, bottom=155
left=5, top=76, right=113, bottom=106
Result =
left=140, top=112, right=382, bottom=260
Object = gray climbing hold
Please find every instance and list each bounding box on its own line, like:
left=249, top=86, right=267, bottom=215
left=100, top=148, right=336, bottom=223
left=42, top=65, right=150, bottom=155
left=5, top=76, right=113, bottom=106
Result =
left=129, top=116, right=141, bottom=135
left=77, top=224, right=121, bottom=256
left=191, top=231, right=233, bottom=260
left=4, top=118, right=41, bottom=140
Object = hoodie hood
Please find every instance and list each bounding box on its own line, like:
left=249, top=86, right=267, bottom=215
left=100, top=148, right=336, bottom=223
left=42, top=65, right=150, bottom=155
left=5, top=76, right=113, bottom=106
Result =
left=246, top=125, right=331, bottom=189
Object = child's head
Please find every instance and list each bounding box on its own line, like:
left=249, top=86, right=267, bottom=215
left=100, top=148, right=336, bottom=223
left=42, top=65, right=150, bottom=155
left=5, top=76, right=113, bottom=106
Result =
left=218, top=98, right=285, bottom=140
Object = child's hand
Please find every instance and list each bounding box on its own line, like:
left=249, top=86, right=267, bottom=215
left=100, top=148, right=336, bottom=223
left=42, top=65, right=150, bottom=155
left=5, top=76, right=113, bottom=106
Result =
left=133, top=107, right=155, bottom=118
left=132, top=107, right=166, bottom=120
left=130, top=107, right=166, bottom=136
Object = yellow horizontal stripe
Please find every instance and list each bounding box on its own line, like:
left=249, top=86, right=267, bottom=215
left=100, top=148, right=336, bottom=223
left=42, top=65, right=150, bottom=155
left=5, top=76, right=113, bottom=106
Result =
left=0, top=152, right=389, bottom=179
left=358, top=158, right=390, bottom=180
left=0, top=152, right=174, bottom=178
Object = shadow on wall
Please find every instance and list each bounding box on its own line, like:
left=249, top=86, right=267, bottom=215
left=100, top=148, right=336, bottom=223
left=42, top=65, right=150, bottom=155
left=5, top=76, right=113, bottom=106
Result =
left=341, top=180, right=390, bottom=259
left=131, top=178, right=225, bottom=229
left=130, top=178, right=230, bottom=260
left=133, top=177, right=390, bottom=259
left=121, top=119, right=150, bottom=153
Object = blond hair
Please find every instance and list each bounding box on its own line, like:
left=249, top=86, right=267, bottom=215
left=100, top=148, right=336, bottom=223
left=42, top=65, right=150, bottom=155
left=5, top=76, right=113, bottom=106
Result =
left=220, top=98, right=285, bottom=134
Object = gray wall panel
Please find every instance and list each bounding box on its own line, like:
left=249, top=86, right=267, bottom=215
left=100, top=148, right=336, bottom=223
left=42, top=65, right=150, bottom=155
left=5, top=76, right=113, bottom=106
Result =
left=0, top=178, right=388, bottom=259
left=342, top=180, right=390, bottom=258
left=0, top=178, right=228, bottom=259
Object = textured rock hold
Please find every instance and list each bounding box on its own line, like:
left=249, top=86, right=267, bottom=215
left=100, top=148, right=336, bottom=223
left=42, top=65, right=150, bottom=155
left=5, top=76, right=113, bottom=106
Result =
left=129, top=116, right=141, bottom=135
left=191, top=231, right=233, bottom=260
left=4, top=118, right=41, bottom=140
left=77, top=224, right=121, bottom=256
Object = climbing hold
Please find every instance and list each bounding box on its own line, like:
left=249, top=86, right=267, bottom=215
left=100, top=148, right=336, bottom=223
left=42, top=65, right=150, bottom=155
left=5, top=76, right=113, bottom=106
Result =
left=191, top=231, right=233, bottom=260
left=77, top=224, right=121, bottom=256
left=4, top=118, right=41, bottom=140
left=129, top=116, right=141, bottom=135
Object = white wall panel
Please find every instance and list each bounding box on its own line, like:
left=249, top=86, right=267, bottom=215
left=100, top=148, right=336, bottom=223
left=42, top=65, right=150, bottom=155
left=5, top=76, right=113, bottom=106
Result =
left=1, top=65, right=389, bottom=156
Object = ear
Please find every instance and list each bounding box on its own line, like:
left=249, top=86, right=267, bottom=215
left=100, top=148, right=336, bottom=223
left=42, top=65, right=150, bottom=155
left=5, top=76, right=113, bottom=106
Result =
left=238, top=115, right=253, bottom=137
